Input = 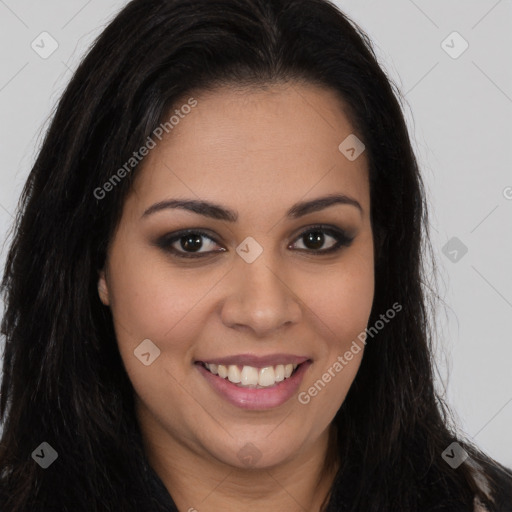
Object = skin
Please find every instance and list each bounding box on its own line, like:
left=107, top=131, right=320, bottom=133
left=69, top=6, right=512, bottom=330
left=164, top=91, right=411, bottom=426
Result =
left=98, top=82, right=374, bottom=511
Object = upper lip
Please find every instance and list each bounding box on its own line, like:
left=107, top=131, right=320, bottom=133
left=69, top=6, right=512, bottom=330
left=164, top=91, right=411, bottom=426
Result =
left=196, top=353, right=311, bottom=367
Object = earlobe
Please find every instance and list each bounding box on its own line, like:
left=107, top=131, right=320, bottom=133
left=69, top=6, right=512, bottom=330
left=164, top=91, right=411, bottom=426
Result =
left=97, top=270, right=110, bottom=306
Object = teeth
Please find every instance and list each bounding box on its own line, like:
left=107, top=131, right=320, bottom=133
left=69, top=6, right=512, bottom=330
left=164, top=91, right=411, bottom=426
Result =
left=203, top=362, right=302, bottom=388
left=241, top=365, right=259, bottom=386
left=228, top=365, right=241, bottom=383
left=274, top=364, right=285, bottom=382
left=258, top=367, right=275, bottom=387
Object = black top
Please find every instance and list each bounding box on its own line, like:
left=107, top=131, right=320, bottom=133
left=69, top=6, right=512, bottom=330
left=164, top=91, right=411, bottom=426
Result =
left=140, top=454, right=179, bottom=512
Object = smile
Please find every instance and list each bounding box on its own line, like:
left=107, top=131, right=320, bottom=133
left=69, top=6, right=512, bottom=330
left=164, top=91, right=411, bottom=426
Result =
left=195, top=356, right=312, bottom=410
left=200, top=362, right=299, bottom=388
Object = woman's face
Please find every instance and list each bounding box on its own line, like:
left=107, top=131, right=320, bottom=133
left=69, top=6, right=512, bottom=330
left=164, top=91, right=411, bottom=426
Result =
left=98, top=82, right=374, bottom=470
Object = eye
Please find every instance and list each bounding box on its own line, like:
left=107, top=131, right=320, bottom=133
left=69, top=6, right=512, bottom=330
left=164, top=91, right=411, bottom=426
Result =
left=289, top=224, right=354, bottom=254
left=155, top=229, right=225, bottom=259
left=155, top=225, right=354, bottom=259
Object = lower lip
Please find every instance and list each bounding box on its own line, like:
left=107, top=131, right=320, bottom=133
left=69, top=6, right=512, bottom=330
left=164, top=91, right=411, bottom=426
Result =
left=196, top=361, right=311, bottom=410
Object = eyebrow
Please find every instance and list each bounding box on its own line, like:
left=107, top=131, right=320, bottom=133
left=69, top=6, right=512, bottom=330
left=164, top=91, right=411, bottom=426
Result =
left=141, top=193, right=363, bottom=222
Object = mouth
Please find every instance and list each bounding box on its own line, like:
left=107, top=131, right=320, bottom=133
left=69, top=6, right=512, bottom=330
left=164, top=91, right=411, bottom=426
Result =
left=194, top=355, right=312, bottom=410
left=196, top=361, right=303, bottom=389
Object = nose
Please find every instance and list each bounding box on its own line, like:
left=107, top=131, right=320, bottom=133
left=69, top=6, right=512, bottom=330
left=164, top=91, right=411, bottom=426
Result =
left=220, top=252, right=302, bottom=338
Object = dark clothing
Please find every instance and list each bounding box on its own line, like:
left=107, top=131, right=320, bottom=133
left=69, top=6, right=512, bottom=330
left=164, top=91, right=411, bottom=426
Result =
left=140, top=454, right=179, bottom=512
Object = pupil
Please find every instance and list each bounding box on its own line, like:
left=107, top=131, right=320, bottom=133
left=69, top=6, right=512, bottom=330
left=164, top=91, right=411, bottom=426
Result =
left=181, top=234, right=203, bottom=252
left=305, top=231, right=324, bottom=250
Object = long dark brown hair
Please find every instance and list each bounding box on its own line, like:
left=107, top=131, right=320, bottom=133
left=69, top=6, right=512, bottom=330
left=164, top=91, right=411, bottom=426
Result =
left=1, top=0, right=511, bottom=510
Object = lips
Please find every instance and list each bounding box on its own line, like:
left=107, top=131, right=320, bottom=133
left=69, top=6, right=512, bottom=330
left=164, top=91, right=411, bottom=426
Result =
left=195, top=353, right=310, bottom=388
left=195, top=354, right=312, bottom=409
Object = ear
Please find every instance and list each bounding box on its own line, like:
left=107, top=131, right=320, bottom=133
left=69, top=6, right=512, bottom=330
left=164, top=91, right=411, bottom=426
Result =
left=97, top=269, right=110, bottom=306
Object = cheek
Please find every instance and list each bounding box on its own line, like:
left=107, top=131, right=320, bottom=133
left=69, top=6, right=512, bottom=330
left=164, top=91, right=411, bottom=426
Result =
left=297, top=277, right=371, bottom=429
left=104, top=255, right=209, bottom=420
left=303, top=255, right=374, bottom=351
left=295, top=245, right=373, bottom=424
left=313, top=271, right=373, bottom=321
left=105, top=243, right=222, bottom=374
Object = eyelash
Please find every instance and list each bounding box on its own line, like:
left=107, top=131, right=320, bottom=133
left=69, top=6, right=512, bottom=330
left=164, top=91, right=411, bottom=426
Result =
left=155, top=224, right=354, bottom=259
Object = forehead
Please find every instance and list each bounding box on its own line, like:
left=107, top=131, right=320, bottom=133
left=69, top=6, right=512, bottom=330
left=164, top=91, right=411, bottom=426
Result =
left=129, top=82, right=370, bottom=219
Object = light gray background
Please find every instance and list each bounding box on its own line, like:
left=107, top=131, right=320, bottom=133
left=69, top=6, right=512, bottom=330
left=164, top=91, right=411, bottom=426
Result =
left=0, top=1, right=511, bottom=466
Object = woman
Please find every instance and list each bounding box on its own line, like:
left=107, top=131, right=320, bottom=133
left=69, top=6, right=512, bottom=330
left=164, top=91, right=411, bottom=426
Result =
left=0, top=0, right=511, bottom=510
